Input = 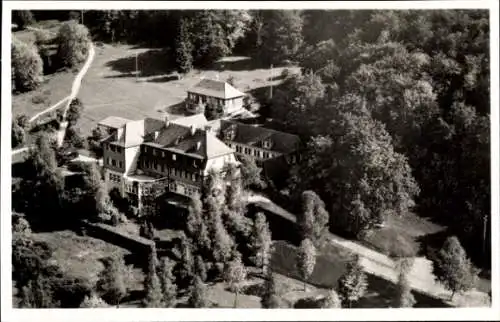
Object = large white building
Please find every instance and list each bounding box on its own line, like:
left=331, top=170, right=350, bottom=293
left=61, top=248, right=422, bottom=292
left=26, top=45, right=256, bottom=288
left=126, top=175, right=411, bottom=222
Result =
left=98, top=114, right=238, bottom=205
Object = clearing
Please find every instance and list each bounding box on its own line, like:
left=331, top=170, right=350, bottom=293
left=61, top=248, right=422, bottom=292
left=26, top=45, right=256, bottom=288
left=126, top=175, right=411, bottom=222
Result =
left=76, top=43, right=298, bottom=137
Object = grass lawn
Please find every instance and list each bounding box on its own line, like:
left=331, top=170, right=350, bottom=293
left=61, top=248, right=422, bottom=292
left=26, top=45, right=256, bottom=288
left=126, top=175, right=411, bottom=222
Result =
left=76, top=43, right=299, bottom=137
left=12, top=70, right=75, bottom=120
left=31, top=230, right=144, bottom=289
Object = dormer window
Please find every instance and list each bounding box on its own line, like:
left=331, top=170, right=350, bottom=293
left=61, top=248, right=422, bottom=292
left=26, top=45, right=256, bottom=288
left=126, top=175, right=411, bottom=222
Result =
left=263, top=139, right=273, bottom=149
left=224, top=125, right=237, bottom=141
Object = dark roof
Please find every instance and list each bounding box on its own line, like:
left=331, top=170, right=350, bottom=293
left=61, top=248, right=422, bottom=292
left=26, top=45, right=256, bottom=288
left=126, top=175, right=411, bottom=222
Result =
left=146, top=123, right=233, bottom=160
left=219, top=120, right=301, bottom=154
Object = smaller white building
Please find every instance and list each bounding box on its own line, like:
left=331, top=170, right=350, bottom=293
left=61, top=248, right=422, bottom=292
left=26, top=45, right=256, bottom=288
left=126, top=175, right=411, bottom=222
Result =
left=185, top=79, right=245, bottom=115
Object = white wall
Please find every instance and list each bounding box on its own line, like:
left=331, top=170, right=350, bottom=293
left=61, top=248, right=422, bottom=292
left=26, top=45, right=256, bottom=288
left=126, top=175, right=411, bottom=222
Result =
left=125, top=146, right=141, bottom=175
left=203, top=153, right=238, bottom=176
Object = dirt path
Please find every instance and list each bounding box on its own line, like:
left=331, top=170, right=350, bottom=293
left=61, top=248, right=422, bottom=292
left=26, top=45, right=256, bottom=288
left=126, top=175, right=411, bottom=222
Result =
left=245, top=192, right=490, bottom=307
left=56, top=42, right=96, bottom=147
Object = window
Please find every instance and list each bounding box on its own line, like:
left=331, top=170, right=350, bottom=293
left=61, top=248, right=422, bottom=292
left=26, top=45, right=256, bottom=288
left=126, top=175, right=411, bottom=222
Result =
left=107, top=158, right=111, bottom=165
left=162, top=151, right=165, bottom=158
left=119, top=161, right=123, bottom=168
left=161, top=165, right=165, bottom=173
left=110, top=145, right=115, bottom=152
left=112, top=159, right=116, bottom=167
left=153, top=149, right=156, bottom=156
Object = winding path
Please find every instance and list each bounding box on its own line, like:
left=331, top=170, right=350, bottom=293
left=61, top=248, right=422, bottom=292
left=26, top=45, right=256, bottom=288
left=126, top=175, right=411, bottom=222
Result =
left=12, top=30, right=96, bottom=155
left=56, top=42, right=95, bottom=147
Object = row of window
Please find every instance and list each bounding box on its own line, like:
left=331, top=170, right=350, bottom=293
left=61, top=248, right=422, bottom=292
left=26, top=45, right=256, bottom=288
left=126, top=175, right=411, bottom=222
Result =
left=106, top=157, right=123, bottom=169
left=144, top=147, right=201, bottom=165
left=109, top=173, right=121, bottom=183
left=106, top=144, right=123, bottom=154
left=142, top=161, right=200, bottom=182
left=232, top=144, right=275, bottom=160
left=188, top=93, right=226, bottom=106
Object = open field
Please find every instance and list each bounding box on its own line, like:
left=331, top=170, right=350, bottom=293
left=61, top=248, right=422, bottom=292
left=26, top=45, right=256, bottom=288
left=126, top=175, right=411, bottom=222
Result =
left=76, top=43, right=299, bottom=137
left=32, top=230, right=144, bottom=289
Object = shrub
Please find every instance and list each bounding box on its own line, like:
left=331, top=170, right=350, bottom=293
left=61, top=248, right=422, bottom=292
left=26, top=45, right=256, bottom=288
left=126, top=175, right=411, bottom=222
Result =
left=56, top=21, right=91, bottom=68
left=12, top=39, right=43, bottom=92
left=13, top=10, right=35, bottom=30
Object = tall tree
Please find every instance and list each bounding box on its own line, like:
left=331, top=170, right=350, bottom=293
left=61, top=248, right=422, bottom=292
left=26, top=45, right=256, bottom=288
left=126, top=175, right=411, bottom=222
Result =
left=395, top=271, right=415, bottom=308
left=224, top=253, right=247, bottom=308
left=158, top=257, right=177, bottom=307
left=56, top=21, right=91, bottom=68
left=261, top=271, right=285, bottom=308
left=296, top=238, right=316, bottom=291
left=337, top=254, right=367, bottom=308
left=67, top=98, right=84, bottom=126
left=142, top=247, right=163, bottom=308
left=260, top=10, right=304, bottom=64
left=12, top=39, right=43, bottom=92
left=194, top=255, right=208, bottom=282
left=96, top=255, right=129, bottom=307
left=432, top=236, right=478, bottom=300
left=248, top=212, right=273, bottom=275
left=188, top=276, right=209, bottom=308
left=239, top=155, right=266, bottom=189
left=175, top=18, right=193, bottom=73
left=177, top=233, right=195, bottom=288
left=298, top=190, right=329, bottom=242
left=19, top=275, right=56, bottom=308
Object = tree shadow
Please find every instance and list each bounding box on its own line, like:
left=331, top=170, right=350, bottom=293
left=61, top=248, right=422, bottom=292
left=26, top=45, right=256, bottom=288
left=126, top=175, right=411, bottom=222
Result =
left=415, top=229, right=449, bottom=259
left=165, top=101, right=187, bottom=116
left=146, top=74, right=181, bottom=83
left=105, top=49, right=176, bottom=78
left=203, top=56, right=269, bottom=72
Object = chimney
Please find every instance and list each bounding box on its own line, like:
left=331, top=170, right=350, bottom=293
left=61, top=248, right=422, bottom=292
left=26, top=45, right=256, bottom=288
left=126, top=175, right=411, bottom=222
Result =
left=196, top=141, right=202, bottom=151
left=190, top=125, right=196, bottom=136
left=164, top=115, right=170, bottom=127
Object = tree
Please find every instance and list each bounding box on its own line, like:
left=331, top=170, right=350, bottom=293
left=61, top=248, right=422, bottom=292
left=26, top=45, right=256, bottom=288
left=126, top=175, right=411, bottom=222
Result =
left=271, top=71, right=325, bottom=136
left=261, top=271, right=285, bottom=308
left=432, top=236, right=478, bottom=300
left=239, top=155, right=266, bottom=189
left=186, top=193, right=211, bottom=254
left=204, top=102, right=224, bottom=120
left=12, top=121, right=26, bottom=148
left=188, top=276, right=209, bottom=308
left=177, top=233, right=195, bottom=288
left=224, top=253, right=247, bottom=308
left=142, top=247, right=163, bottom=308
left=296, top=238, right=316, bottom=291
left=87, top=127, right=105, bottom=158
left=337, top=254, right=367, bottom=308
left=291, top=111, right=419, bottom=237
left=260, top=10, right=304, bottom=64
left=56, top=21, right=91, bottom=68
left=12, top=39, right=43, bottom=92
left=158, top=257, right=177, bottom=307
left=67, top=98, right=84, bottom=126
left=395, top=271, right=415, bottom=308
left=97, top=255, right=129, bottom=307
left=194, top=255, right=208, bottom=282
left=80, top=293, right=109, bottom=308
left=248, top=212, right=273, bottom=275
left=299, top=190, right=329, bottom=242
left=19, top=275, right=56, bottom=308
left=321, top=288, right=342, bottom=308
left=175, top=18, right=193, bottom=73
left=224, top=163, right=248, bottom=236
left=13, top=10, right=35, bottom=30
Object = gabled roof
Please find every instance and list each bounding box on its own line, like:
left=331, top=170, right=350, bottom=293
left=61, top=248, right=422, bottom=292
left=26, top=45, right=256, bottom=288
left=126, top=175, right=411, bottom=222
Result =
left=171, top=114, right=208, bottom=128
left=98, top=116, right=132, bottom=129
left=149, top=123, right=233, bottom=160
left=219, top=120, right=301, bottom=154
left=188, top=79, right=245, bottom=99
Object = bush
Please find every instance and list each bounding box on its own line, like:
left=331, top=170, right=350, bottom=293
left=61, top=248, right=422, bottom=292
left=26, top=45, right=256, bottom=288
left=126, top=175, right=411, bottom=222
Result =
left=67, top=98, right=84, bottom=126
left=12, top=121, right=26, bottom=148
left=57, top=21, right=91, bottom=68
left=13, top=10, right=35, bottom=30
left=12, top=40, right=43, bottom=92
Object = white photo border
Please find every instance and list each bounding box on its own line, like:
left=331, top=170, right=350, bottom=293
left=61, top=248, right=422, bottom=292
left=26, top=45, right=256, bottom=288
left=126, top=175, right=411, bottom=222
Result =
left=2, top=1, right=499, bottom=321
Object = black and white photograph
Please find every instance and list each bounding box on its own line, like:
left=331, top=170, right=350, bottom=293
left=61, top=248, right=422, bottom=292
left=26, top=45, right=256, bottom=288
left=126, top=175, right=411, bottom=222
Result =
left=1, top=1, right=499, bottom=321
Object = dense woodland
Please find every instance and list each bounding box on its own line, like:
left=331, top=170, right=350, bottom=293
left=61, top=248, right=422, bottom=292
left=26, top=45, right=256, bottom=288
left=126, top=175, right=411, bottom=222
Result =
left=12, top=9, right=490, bottom=307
